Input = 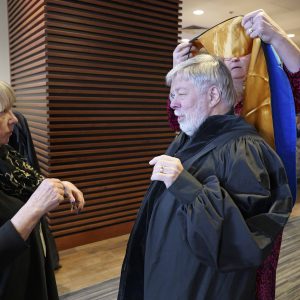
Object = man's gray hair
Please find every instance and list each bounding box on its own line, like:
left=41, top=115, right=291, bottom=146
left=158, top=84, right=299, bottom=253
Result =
left=166, top=54, right=236, bottom=107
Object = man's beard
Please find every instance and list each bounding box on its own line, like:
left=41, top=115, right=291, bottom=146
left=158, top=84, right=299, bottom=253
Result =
left=178, top=109, right=208, bottom=136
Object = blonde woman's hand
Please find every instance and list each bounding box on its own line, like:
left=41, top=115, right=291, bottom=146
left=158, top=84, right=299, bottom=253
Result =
left=28, top=178, right=65, bottom=214
left=62, top=181, right=85, bottom=213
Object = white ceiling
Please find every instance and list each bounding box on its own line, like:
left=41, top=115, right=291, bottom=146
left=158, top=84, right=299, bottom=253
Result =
left=180, top=0, right=300, bottom=46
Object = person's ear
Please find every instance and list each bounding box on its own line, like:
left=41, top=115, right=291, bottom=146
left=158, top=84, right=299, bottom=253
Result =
left=208, top=86, right=221, bottom=108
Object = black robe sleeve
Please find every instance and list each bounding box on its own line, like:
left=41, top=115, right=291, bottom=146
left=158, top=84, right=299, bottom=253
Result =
left=0, top=191, right=29, bottom=269
left=168, top=136, right=292, bottom=272
left=0, top=221, right=28, bottom=269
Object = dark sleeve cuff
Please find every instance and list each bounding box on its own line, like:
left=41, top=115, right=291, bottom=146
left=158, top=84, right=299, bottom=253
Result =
left=283, top=64, right=300, bottom=114
left=168, top=170, right=203, bottom=205
left=0, top=221, right=29, bottom=268
left=283, top=64, right=300, bottom=78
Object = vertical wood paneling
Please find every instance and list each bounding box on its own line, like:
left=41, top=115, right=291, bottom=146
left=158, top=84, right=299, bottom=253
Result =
left=8, top=0, right=181, bottom=250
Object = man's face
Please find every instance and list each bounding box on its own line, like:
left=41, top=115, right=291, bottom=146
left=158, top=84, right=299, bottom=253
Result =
left=169, top=75, right=209, bottom=136
left=224, top=54, right=251, bottom=80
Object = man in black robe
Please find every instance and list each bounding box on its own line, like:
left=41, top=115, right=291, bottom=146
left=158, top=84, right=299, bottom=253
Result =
left=118, top=54, right=292, bottom=300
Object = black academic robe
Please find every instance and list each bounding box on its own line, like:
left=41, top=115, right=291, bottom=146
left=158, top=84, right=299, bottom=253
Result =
left=0, top=190, right=59, bottom=300
left=118, top=114, right=292, bottom=300
left=9, top=111, right=60, bottom=271
left=9, top=111, right=40, bottom=171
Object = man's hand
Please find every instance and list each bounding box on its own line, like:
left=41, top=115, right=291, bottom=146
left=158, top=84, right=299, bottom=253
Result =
left=149, top=155, right=184, bottom=188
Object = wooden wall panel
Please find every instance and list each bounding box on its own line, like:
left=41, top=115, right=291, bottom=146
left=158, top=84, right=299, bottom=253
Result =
left=8, top=0, right=49, bottom=171
left=8, top=0, right=182, bottom=250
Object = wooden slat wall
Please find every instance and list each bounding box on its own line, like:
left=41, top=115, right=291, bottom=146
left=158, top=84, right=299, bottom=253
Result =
left=8, top=0, right=49, bottom=162
left=8, top=0, right=182, bottom=250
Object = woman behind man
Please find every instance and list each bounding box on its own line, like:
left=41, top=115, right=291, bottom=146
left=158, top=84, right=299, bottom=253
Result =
left=170, top=10, right=300, bottom=129
left=0, top=80, right=85, bottom=299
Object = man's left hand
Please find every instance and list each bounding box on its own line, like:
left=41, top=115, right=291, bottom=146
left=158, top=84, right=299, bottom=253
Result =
left=149, top=155, right=184, bottom=188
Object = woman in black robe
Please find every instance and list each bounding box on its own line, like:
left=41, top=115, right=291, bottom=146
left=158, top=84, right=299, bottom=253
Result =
left=0, top=80, right=84, bottom=300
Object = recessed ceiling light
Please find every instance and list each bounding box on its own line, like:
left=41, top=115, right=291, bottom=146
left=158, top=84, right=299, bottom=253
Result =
left=193, top=10, right=204, bottom=16
left=287, top=33, right=295, bottom=38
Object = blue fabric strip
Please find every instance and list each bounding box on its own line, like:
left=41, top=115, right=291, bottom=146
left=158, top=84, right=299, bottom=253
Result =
left=262, top=43, right=297, bottom=204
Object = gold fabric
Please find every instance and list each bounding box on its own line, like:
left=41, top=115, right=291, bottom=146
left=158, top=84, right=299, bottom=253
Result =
left=193, top=17, right=253, bottom=58
left=243, top=39, right=274, bottom=147
left=192, top=17, right=275, bottom=147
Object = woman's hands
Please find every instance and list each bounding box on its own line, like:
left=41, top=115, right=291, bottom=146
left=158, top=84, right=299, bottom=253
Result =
left=242, top=9, right=300, bottom=72
left=11, top=179, right=65, bottom=240
left=27, top=178, right=65, bottom=214
left=242, top=9, right=286, bottom=45
left=173, top=42, right=198, bottom=67
left=62, top=181, right=85, bottom=213
left=11, top=178, right=85, bottom=241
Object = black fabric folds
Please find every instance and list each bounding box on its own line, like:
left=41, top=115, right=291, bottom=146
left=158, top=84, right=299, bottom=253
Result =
left=118, top=114, right=292, bottom=300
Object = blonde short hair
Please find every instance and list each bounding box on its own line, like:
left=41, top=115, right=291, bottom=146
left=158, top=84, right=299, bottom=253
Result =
left=0, top=81, right=16, bottom=112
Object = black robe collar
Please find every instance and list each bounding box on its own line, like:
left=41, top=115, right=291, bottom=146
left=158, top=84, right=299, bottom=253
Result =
left=166, top=113, right=257, bottom=162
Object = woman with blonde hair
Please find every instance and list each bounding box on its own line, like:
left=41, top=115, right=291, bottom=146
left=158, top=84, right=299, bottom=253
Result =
left=0, top=80, right=84, bottom=300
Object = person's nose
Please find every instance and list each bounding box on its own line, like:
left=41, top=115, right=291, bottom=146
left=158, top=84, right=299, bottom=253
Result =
left=8, top=110, right=18, bottom=125
left=170, top=96, right=180, bottom=110
left=230, top=57, right=240, bottom=62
